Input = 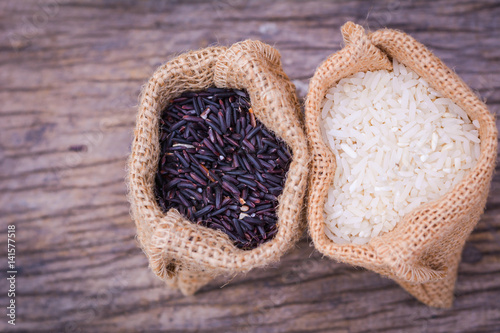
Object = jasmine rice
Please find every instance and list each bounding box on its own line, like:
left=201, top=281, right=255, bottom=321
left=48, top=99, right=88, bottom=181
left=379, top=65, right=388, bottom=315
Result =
left=321, top=59, right=481, bottom=245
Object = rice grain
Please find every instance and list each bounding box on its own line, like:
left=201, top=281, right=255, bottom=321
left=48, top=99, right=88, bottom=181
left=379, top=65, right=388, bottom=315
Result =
left=321, top=60, right=481, bottom=244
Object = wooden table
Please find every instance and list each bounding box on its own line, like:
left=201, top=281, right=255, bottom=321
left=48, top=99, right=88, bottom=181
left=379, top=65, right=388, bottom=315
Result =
left=1, top=1, right=499, bottom=332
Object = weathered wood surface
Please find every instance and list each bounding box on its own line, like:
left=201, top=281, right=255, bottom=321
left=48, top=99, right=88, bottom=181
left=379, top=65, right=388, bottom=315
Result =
left=1, top=0, right=499, bottom=332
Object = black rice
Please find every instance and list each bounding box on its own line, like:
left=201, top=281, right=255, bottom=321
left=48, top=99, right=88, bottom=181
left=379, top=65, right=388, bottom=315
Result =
left=155, top=88, right=292, bottom=250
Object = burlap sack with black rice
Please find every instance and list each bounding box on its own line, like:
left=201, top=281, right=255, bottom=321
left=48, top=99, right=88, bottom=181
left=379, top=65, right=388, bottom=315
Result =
left=305, top=22, right=497, bottom=308
left=128, top=40, right=309, bottom=295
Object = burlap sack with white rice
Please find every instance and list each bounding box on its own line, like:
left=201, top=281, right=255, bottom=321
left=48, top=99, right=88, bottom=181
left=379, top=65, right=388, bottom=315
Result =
left=128, top=40, right=309, bottom=295
left=305, top=22, right=497, bottom=308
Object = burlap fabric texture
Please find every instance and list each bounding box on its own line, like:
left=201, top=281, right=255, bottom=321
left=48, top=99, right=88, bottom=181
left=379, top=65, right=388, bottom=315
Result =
left=305, top=22, right=497, bottom=308
left=128, top=40, right=309, bottom=295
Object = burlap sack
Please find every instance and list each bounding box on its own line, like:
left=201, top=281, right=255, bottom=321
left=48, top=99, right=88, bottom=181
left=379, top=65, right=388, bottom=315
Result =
left=305, top=22, right=497, bottom=308
left=128, top=40, right=309, bottom=295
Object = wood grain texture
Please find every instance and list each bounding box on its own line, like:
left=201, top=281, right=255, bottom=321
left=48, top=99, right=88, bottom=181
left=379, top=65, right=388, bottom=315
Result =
left=0, top=0, right=499, bottom=332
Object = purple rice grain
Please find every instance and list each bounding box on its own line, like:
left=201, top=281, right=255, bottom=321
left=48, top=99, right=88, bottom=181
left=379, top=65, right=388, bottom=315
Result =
left=155, top=88, right=292, bottom=250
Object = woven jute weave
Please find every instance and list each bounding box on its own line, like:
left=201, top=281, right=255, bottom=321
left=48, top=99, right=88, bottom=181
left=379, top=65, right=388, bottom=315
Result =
left=305, top=22, right=497, bottom=308
left=128, top=40, right=309, bottom=295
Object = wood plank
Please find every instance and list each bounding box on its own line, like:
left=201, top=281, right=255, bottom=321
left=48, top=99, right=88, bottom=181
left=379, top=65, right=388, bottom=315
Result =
left=1, top=0, right=499, bottom=332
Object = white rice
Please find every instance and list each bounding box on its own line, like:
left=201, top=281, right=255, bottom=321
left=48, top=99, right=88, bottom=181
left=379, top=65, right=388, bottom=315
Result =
left=321, top=59, right=481, bottom=245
